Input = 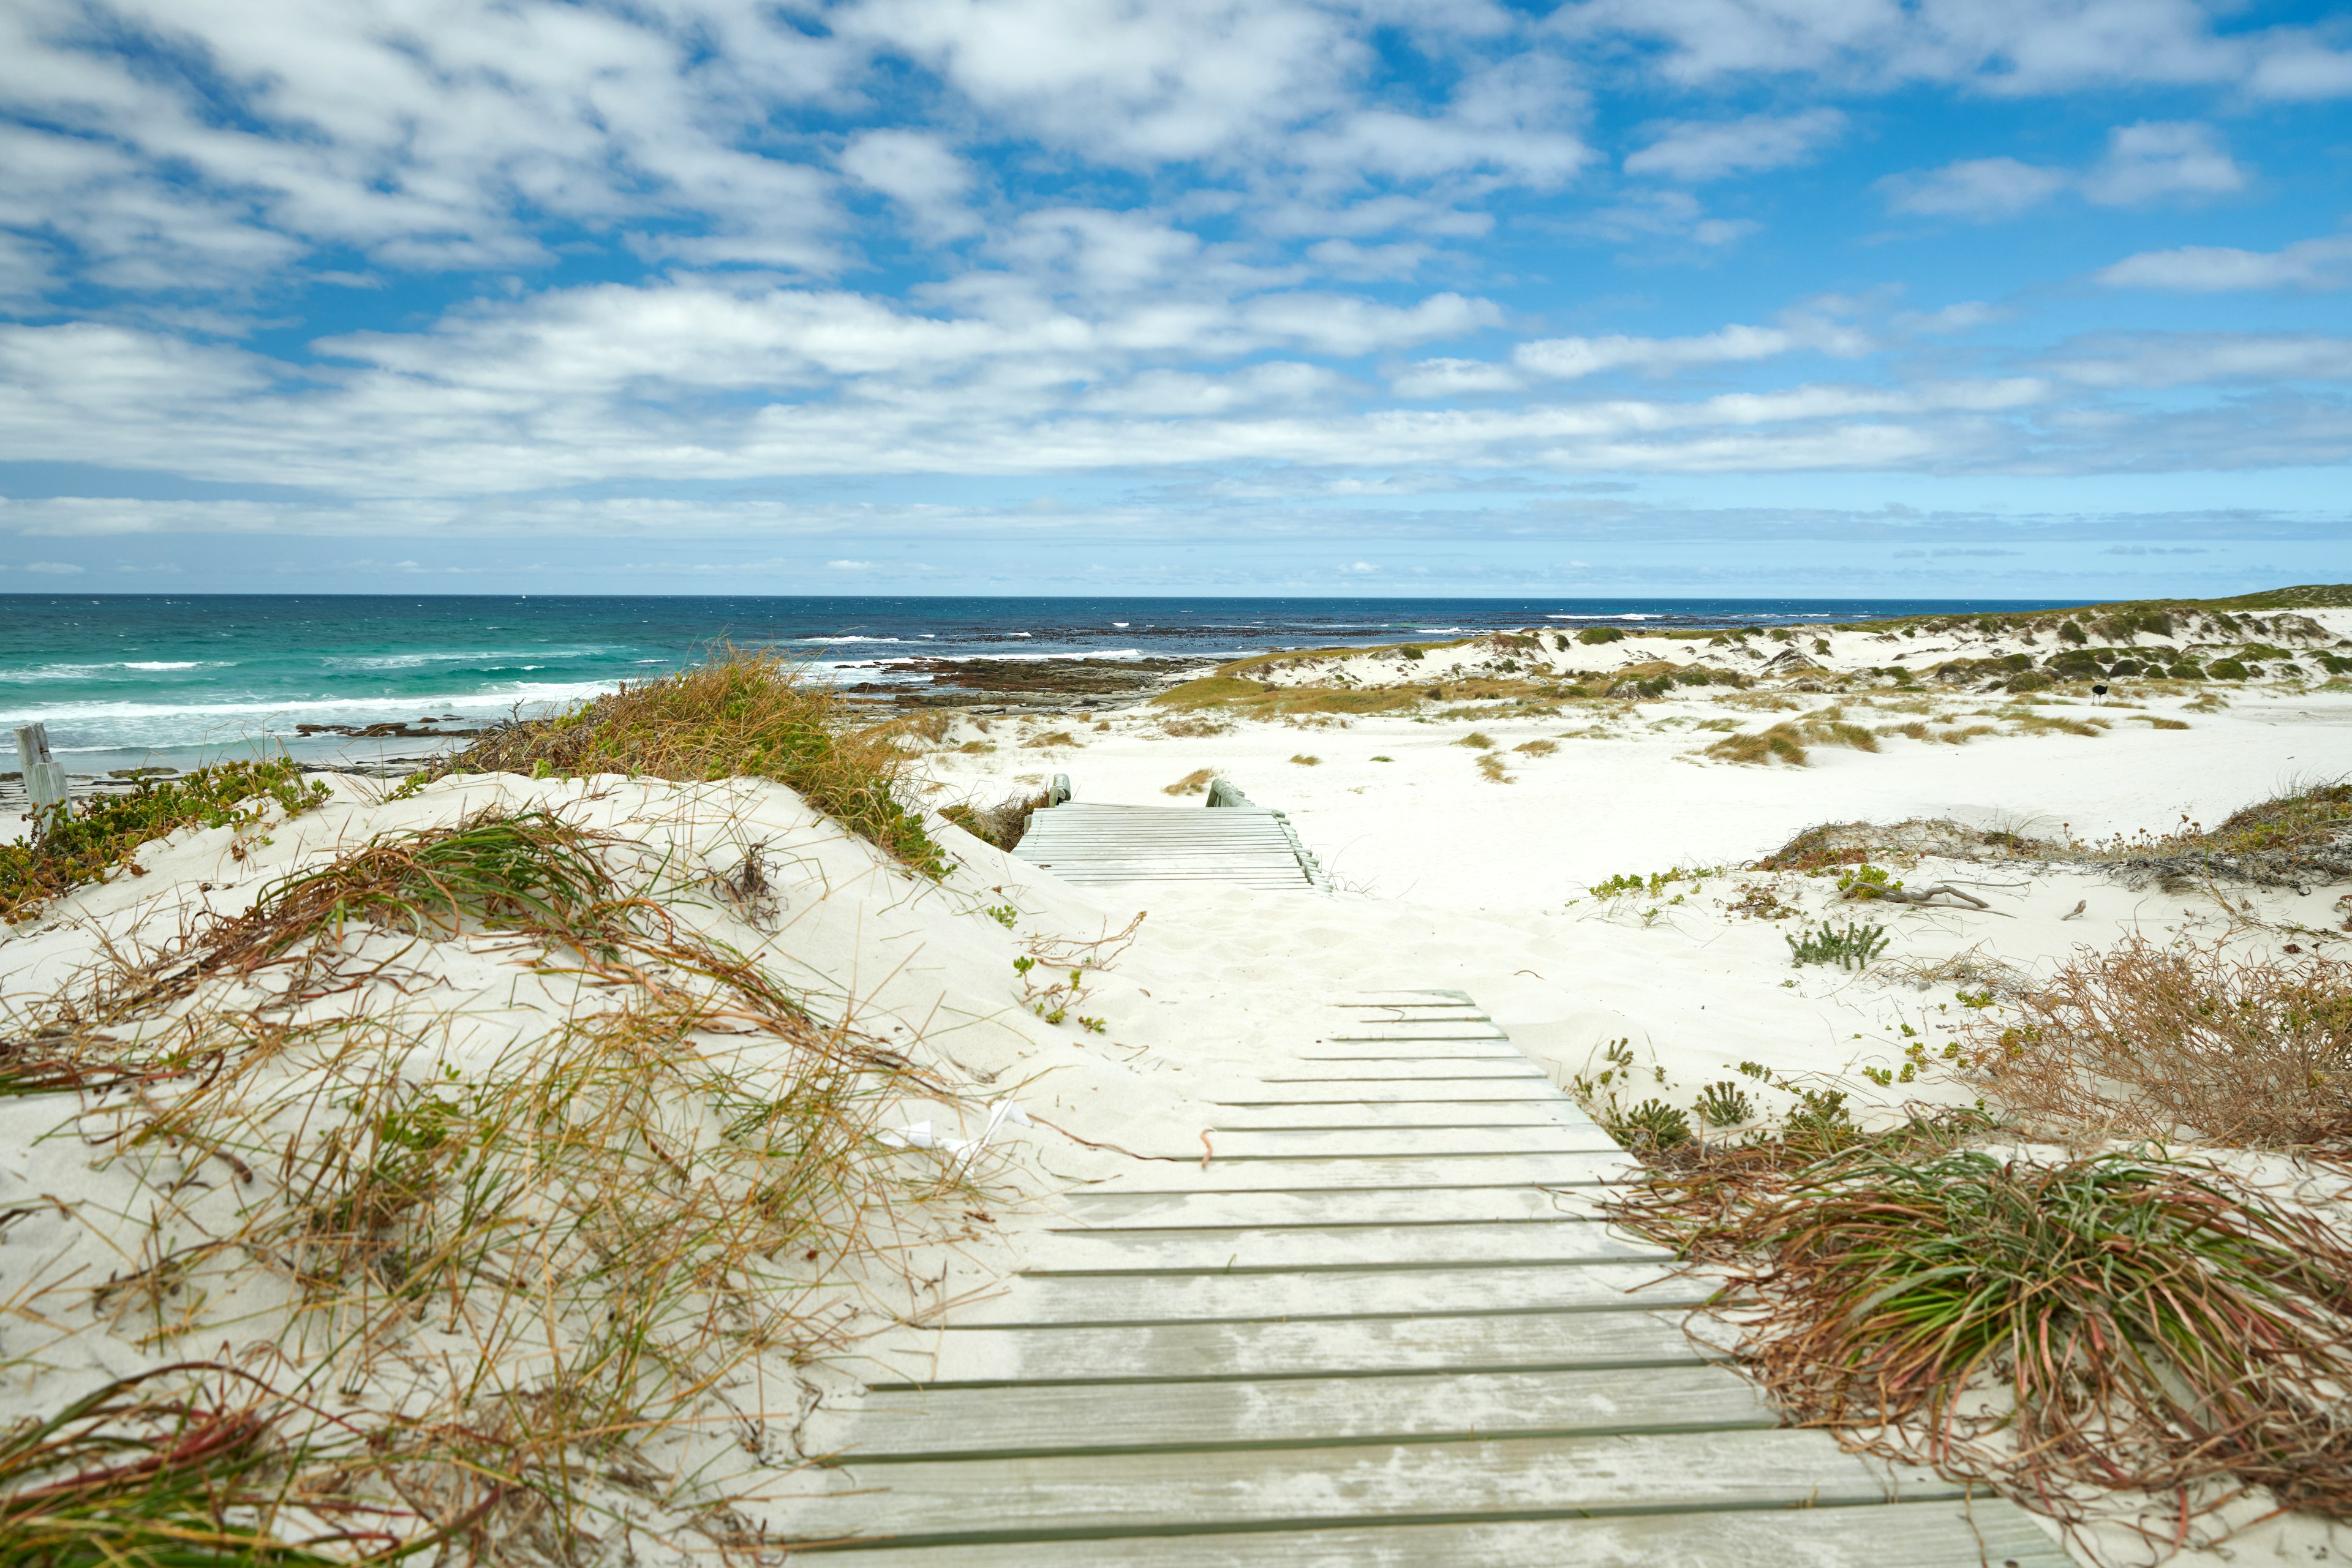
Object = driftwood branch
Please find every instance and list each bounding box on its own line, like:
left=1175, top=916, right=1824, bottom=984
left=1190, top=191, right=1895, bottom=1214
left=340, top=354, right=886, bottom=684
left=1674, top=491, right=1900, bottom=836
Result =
left=1845, top=883, right=1993, bottom=911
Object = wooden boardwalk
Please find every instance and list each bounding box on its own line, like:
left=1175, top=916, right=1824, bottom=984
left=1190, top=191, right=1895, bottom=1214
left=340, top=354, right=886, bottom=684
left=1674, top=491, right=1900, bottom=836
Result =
left=1013, top=800, right=1326, bottom=890
left=788, top=993, right=2067, bottom=1565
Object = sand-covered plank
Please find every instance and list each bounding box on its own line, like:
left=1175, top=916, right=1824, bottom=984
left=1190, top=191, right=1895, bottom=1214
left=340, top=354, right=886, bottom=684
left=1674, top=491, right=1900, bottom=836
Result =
left=784, top=1429, right=1966, bottom=1546
left=1021, top=1218, right=1667, bottom=1272
left=1203, top=1101, right=1600, bottom=1131
left=786, top=1501, right=2070, bottom=1566
left=1088, top=1152, right=1638, bottom=1189
left=839, top=1366, right=1771, bottom=1460
left=906, top=1308, right=1710, bottom=1384
left=1053, top=1185, right=1608, bottom=1227
left=1213, top=1079, right=1578, bottom=1105
left=1200, top=1126, right=1618, bottom=1158
left=946, top=1262, right=1701, bottom=1324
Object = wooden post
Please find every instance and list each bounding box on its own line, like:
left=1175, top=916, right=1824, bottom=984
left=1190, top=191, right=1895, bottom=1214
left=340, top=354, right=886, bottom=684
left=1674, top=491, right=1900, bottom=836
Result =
left=1048, top=773, right=1072, bottom=805
left=15, top=723, right=70, bottom=820
left=1205, top=778, right=1252, bottom=808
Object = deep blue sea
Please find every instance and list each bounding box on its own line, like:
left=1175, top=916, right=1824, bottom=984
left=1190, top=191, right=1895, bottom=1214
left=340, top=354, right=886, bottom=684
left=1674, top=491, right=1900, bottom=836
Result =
left=0, top=594, right=2068, bottom=774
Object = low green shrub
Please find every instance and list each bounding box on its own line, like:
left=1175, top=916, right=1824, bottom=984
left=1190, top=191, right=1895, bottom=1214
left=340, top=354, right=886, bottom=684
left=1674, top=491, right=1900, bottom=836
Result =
left=0, top=759, right=329, bottom=924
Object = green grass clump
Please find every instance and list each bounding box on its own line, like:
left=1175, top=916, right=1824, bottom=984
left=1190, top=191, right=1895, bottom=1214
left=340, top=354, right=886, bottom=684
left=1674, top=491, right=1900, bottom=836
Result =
left=0, top=1367, right=349, bottom=1567
left=0, top=760, right=329, bottom=924
left=1787, top=922, right=1889, bottom=969
left=448, top=651, right=949, bottom=878
left=1616, top=1147, right=2352, bottom=1513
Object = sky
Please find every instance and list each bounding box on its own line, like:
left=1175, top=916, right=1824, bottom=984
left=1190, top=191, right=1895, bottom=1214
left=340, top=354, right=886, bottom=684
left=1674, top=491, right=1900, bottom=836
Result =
left=1, top=0, right=2349, bottom=600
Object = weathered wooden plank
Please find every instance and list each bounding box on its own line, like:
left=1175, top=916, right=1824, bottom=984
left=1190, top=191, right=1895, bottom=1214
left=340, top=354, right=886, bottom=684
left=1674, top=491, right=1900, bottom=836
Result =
left=905, top=1308, right=1710, bottom=1385
left=1215, top=1080, right=1575, bottom=1106
left=948, top=1262, right=1702, bottom=1325
left=1306, top=1047, right=1518, bottom=1061
left=1089, top=1152, right=1637, bottom=1191
left=1205, top=1102, right=1599, bottom=1131
left=783, top=1430, right=1964, bottom=1547
left=1256, top=1061, right=1550, bottom=1082
left=1055, top=1186, right=1608, bottom=1228
left=1022, top=1219, right=1667, bottom=1273
left=1317, top=1023, right=1512, bottom=1042
left=1204, top=1127, right=1618, bottom=1159
left=783, top=1501, right=2070, bottom=1566
left=838, top=1366, right=1771, bottom=1461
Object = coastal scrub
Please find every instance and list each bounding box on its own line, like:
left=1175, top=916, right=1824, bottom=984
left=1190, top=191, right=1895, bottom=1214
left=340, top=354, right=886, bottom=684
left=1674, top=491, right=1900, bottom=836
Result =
left=445, top=651, right=949, bottom=877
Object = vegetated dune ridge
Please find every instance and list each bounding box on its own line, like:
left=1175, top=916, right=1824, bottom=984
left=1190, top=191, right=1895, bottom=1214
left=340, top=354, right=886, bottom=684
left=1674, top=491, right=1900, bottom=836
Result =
left=907, top=588, right=2352, bottom=1567
left=2, top=585, right=2349, bottom=1564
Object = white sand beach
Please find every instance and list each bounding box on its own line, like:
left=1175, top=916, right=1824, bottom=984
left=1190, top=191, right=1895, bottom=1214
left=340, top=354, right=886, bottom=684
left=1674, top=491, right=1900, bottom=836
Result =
left=5, top=604, right=2350, bottom=1564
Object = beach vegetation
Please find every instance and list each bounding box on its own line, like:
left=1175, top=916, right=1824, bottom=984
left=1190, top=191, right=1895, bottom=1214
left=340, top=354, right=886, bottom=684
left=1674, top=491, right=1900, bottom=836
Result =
left=445, top=650, right=949, bottom=878
left=1786, top=922, right=1890, bottom=969
left=5, top=806, right=976, bottom=1562
left=1475, top=753, right=1509, bottom=783
left=1576, top=626, right=1625, bottom=645
left=1609, top=1142, right=2352, bottom=1521
left=1513, top=739, right=1556, bottom=756
left=0, top=758, right=330, bottom=925
left=1289, top=753, right=1321, bottom=766
left=1960, top=937, right=2352, bottom=1145
left=1163, top=767, right=1216, bottom=796
left=941, top=784, right=1055, bottom=851
left=1456, top=731, right=1493, bottom=748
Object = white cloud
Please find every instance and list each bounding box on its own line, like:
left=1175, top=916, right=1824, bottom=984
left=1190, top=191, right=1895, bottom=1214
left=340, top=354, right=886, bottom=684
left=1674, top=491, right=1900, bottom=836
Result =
left=1623, top=108, right=1845, bottom=181
left=2045, top=332, right=2352, bottom=388
left=1879, top=157, right=2068, bottom=221
left=2096, top=233, right=2352, bottom=292
left=2079, top=121, right=2245, bottom=206
left=1513, top=314, right=1872, bottom=380
left=840, top=130, right=981, bottom=238
left=1557, top=0, right=2348, bottom=99
left=23, top=561, right=85, bottom=574
left=1390, top=357, right=1525, bottom=398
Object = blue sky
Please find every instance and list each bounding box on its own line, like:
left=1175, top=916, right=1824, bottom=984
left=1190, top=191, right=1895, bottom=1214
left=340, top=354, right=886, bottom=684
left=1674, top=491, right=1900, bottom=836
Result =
left=1, top=0, right=2348, bottom=598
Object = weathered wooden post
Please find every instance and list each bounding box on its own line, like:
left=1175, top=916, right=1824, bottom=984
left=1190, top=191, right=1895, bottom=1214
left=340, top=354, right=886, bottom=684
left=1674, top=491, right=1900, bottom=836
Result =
left=15, top=723, right=70, bottom=821
left=1048, top=772, right=1072, bottom=805
left=1204, top=778, right=1251, bottom=808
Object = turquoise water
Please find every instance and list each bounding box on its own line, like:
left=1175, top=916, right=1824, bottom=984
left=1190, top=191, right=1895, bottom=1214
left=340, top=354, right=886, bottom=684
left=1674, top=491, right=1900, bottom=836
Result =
left=0, top=594, right=2065, bottom=774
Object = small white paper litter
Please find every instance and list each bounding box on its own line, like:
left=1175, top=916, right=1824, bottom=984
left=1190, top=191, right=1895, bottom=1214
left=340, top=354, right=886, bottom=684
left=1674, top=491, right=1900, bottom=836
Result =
left=876, top=1098, right=1031, bottom=1163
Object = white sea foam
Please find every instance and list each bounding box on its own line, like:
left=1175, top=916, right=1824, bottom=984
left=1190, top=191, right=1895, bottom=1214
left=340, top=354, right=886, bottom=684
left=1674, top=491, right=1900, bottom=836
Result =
left=797, top=636, right=902, bottom=644
left=123, top=661, right=202, bottom=670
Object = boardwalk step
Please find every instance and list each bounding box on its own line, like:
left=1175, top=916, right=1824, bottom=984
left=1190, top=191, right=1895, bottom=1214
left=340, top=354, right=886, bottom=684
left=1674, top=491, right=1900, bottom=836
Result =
left=788, top=1502, right=2069, bottom=1566
left=903, top=1309, right=1712, bottom=1385
left=786, top=1428, right=1969, bottom=1548
left=839, top=1366, right=1773, bottom=1462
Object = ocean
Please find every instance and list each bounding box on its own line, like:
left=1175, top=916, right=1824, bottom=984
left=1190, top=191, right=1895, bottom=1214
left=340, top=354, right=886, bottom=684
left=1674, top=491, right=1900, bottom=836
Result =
left=0, top=594, right=2068, bottom=775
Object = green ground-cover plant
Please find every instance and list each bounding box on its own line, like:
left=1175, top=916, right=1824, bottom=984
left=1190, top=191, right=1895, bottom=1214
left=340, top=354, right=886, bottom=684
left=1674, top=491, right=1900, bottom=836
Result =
left=0, top=759, right=329, bottom=924
left=1787, top=922, right=1890, bottom=969
left=1610, top=1144, right=2352, bottom=1519
left=446, top=650, right=948, bottom=877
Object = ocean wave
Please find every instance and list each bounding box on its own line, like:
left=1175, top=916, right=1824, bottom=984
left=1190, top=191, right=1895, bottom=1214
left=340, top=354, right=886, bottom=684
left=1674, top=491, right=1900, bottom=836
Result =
left=0, top=660, right=224, bottom=682
left=0, top=680, right=619, bottom=726
left=1544, top=614, right=1657, bottom=621
left=796, top=636, right=903, bottom=644
left=336, top=647, right=612, bottom=670
left=122, top=660, right=203, bottom=670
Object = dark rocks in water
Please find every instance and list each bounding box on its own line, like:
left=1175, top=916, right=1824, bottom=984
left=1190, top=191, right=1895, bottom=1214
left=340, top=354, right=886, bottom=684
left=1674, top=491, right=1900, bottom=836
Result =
left=845, top=655, right=1213, bottom=709
left=295, top=721, right=483, bottom=739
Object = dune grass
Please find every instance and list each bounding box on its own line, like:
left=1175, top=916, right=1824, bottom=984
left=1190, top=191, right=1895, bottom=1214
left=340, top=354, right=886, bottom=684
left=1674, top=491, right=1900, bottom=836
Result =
left=1612, top=1142, right=2352, bottom=1518
left=1962, top=937, right=2352, bottom=1145
left=941, top=785, right=1054, bottom=851
left=0, top=759, right=330, bottom=924
left=8, top=804, right=976, bottom=1562
left=447, top=651, right=948, bottom=878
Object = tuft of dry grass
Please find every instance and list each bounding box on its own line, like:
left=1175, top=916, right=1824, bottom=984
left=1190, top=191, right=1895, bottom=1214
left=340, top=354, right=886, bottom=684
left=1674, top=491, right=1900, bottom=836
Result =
left=941, top=785, right=1055, bottom=851
left=1612, top=1142, right=2352, bottom=1522
left=445, top=650, right=948, bottom=877
left=1475, top=753, right=1510, bottom=783
left=1454, top=731, right=1493, bottom=749
left=6, top=805, right=979, bottom=1561
left=1288, top=753, right=1321, bottom=766
left=1961, top=936, right=2352, bottom=1145
left=1513, top=739, right=1556, bottom=756
left=1162, top=768, right=1215, bottom=797
left=2131, top=714, right=2192, bottom=729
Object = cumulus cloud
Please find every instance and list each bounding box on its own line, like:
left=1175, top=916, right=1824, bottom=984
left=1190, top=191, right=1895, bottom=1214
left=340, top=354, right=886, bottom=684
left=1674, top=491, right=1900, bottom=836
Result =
left=2096, top=233, right=2352, bottom=292
left=2044, top=332, right=2352, bottom=388
left=1880, top=122, right=2245, bottom=222
left=1623, top=108, right=1846, bottom=181
left=1879, top=156, right=2069, bottom=221
left=1514, top=315, right=1874, bottom=380
left=840, top=130, right=981, bottom=238
left=2079, top=121, right=2246, bottom=206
